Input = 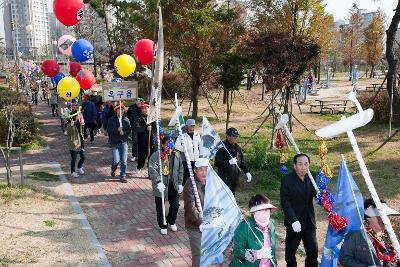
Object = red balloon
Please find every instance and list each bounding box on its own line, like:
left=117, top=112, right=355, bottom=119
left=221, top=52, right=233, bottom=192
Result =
left=53, top=0, right=85, bottom=27
left=41, top=60, right=60, bottom=78
left=133, top=39, right=154, bottom=65
left=76, top=70, right=96, bottom=90
left=70, top=62, right=82, bottom=77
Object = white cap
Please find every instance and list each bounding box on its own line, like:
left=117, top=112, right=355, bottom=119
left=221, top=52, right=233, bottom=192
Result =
left=365, top=203, right=400, bottom=217
left=195, top=158, right=209, bottom=168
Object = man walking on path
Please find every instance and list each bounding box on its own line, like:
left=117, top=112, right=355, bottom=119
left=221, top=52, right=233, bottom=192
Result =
left=280, top=154, right=318, bottom=267
left=183, top=157, right=208, bottom=267
left=214, top=127, right=252, bottom=196
left=106, top=102, right=131, bottom=183
left=149, top=137, right=184, bottom=235
left=174, top=119, right=201, bottom=185
left=82, top=95, right=97, bottom=143
left=127, top=97, right=143, bottom=162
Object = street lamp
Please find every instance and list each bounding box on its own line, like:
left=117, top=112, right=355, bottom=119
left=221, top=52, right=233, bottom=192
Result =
left=25, top=24, right=35, bottom=62
left=53, top=40, right=58, bottom=61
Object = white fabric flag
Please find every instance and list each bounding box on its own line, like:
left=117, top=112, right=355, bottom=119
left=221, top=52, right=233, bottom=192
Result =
left=200, top=116, right=223, bottom=159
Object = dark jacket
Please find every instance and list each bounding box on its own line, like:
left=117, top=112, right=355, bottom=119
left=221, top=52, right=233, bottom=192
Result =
left=127, top=103, right=142, bottom=129
left=106, top=115, right=131, bottom=145
left=280, top=172, right=317, bottom=229
left=90, top=94, right=103, bottom=111
left=136, top=114, right=157, bottom=157
left=339, top=230, right=400, bottom=267
left=214, top=140, right=249, bottom=182
left=183, top=178, right=205, bottom=229
left=82, top=100, right=97, bottom=123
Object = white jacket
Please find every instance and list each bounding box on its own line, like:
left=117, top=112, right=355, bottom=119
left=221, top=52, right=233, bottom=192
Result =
left=174, top=131, right=201, bottom=162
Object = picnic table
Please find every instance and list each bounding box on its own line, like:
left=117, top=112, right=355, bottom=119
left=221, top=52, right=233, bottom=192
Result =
left=364, top=83, right=387, bottom=92
left=309, top=98, right=355, bottom=114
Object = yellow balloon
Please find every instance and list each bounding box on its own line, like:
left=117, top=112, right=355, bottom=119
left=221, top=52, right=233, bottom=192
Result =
left=57, top=77, right=80, bottom=101
left=114, top=54, right=136, bottom=78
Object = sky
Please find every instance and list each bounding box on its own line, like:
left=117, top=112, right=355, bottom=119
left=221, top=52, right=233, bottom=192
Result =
left=0, top=0, right=398, bottom=39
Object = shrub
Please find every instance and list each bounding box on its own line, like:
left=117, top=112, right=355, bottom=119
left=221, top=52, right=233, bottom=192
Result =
left=162, top=72, right=191, bottom=100
left=359, top=92, right=390, bottom=121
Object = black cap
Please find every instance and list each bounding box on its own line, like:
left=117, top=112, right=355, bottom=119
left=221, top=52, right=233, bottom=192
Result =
left=226, top=127, right=239, bottom=137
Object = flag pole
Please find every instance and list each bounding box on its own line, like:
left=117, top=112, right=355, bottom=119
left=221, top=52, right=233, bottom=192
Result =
left=274, top=108, right=320, bottom=194
left=316, top=91, right=400, bottom=255
left=175, top=93, right=203, bottom=217
left=155, top=91, right=166, bottom=225
left=341, top=154, right=378, bottom=266
left=119, top=100, right=122, bottom=127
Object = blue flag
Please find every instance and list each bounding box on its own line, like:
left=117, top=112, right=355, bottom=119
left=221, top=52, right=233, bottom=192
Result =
left=200, top=165, right=242, bottom=266
left=200, top=116, right=223, bottom=160
left=320, top=159, right=364, bottom=267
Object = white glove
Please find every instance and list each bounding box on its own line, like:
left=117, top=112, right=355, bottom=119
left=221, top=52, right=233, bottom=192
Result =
left=257, top=246, right=272, bottom=259
left=156, top=182, right=166, bottom=193
left=199, top=223, right=204, bottom=232
left=229, top=157, right=238, bottom=165
left=246, top=172, right=252, bottom=182
left=292, top=221, right=301, bottom=233
left=178, top=185, right=183, bottom=194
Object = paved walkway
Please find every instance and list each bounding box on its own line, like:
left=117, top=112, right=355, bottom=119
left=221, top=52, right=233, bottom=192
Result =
left=21, top=102, right=192, bottom=267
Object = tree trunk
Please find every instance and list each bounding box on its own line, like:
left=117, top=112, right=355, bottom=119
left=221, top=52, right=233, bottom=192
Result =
left=103, top=3, right=114, bottom=56
left=191, top=77, right=201, bottom=119
left=283, top=87, right=291, bottom=113
left=223, top=88, right=228, bottom=104
left=370, top=65, right=375, bottom=78
left=317, top=61, right=321, bottom=84
left=226, top=90, right=234, bottom=131
left=386, top=1, right=400, bottom=123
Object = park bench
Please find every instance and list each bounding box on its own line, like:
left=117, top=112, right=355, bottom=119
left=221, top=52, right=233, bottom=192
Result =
left=309, top=98, right=355, bottom=114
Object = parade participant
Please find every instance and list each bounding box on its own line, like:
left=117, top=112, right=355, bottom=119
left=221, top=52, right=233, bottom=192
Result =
left=280, top=153, right=318, bottom=267
left=174, top=118, right=201, bottom=185
left=106, top=102, right=131, bottom=183
left=183, top=157, right=208, bottom=267
left=339, top=198, right=400, bottom=267
left=31, top=79, right=39, bottom=105
left=82, top=94, right=97, bottom=142
left=136, top=102, right=156, bottom=172
left=49, top=86, right=59, bottom=117
left=90, top=87, right=103, bottom=135
left=127, top=96, right=144, bottom=162
left=66, top=108, right=85, bottom=178
left=230, top=194, right=277, bottom=267
left=214, top=127, right=251, bottom=196
left=149, top=137, right=184, bottom=234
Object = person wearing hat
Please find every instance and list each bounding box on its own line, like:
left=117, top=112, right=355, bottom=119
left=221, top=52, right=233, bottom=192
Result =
left=339, top=198, right=400, bottom=267
left=136, top=102, right=156, bottom=172
left=230, top=194, right=277, bottom=267
left=106, top=102, right=131, bottom=183
left=66, top=108, right=85, bottom=178
left=214, top=127, right=251, bottom=196
left=280, top=153, right=318, bottom=267
left=82, top=94, right=97, bottom=143
left=149, top=136, right=184, bottom=235
left=183, top=157, right=209, bottom=267
left=127, top=96, right=144, bottom=162
left=174, top=118, right=201, bottom=185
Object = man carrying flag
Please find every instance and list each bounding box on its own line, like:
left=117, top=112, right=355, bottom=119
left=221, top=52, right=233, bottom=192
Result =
left=215, top=127, right=252, bottom=196
left=183, top=158, right=208, bottom=267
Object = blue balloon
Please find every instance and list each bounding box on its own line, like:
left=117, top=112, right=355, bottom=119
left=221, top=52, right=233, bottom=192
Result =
left=71, top=39, right=93, bottom=62
left=51, top=72, right=65, bottom=87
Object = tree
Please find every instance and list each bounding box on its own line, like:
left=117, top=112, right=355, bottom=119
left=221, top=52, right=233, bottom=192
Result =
left=249, top=0, right=333, bottom=83
left=152, top=0, right=246, bottom=119
left=247, top=32, right=320, bottom=113
left=385, top=0, right=400, bottom=123
left=363, top=10, right=385, bottom=78
left=341, top=4, right=364, bottom=80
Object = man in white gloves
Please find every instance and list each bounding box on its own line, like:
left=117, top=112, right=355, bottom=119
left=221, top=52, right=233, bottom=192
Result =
left=280, top=154, right=318, bottom=267
left=215, top=127, right=251, bottom=196
left=149, top=137, right=184, bottom=235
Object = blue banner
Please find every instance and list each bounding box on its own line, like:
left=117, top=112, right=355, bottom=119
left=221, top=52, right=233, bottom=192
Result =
left=320, top=159, right=364, bottom=267
left=200, top=165, right=242, bottom=266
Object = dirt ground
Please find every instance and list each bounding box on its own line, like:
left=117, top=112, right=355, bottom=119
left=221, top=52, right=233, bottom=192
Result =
left=0, top=166, right=99, bottom=267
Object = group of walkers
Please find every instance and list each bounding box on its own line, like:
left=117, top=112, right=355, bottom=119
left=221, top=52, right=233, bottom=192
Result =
left=36, top=89, right=400, bottom=267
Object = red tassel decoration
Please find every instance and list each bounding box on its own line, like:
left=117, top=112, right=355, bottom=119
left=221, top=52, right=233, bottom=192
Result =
left=321, top=191, right=332, bottom=212
left=328, top=212, right=348, bottom=231
left=275, top=129, right=285, bottom=150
